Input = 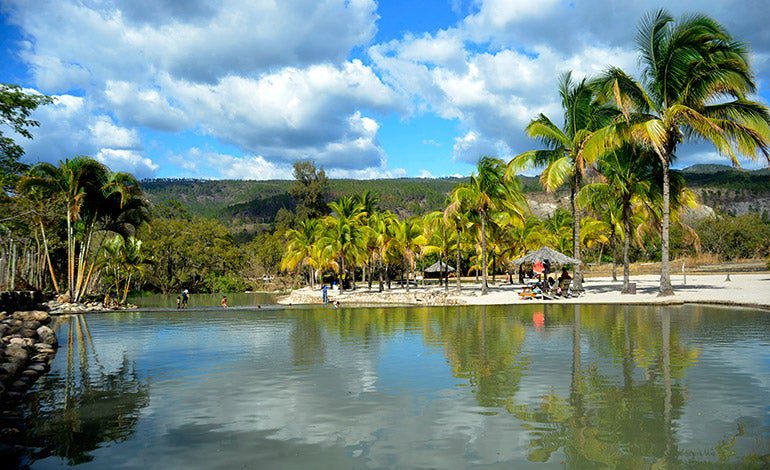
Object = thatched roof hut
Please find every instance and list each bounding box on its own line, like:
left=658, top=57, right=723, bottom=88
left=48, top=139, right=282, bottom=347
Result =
left=423, top=260, right=456, bottom=273
left=511, top=246, right=580, bottom=266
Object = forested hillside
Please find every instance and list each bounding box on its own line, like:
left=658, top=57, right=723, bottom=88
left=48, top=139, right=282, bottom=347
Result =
left=141, top=165, right=769, bottom=232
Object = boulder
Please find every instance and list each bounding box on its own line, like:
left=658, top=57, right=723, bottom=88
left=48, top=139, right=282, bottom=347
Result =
left=22, top=320, right=41, bottom=330
left=0, top=361, right=19, bottom=376
left=21, top=369, right=38, bottom=378
left=12, top=311, right=50, bottom=324
left=20, top=328, right=37, bottom=339
left=36, top=326, right=57, bottom=346
left=27, top=364, right=46, bottom=373
left=8, top=337, right=25, bottom=346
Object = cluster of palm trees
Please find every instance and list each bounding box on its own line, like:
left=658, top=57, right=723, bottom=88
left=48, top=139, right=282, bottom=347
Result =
left=284, top=10, right=770, bottom=296
left=12, top=156, right=150, bottom=302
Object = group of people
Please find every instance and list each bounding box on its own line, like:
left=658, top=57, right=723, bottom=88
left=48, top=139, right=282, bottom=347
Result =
left=519, top=264, right=573, bottom=299
left=176, top=289, right=189, bottom=309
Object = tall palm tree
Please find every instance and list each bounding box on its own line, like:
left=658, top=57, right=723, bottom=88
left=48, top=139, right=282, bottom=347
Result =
left=391, top=217, right=425, bottom=292
left=444, top=187, right=471, bottom=292
left=422, top=211, right=455, bottom=289
left=321, top=196, right=367, bottom=293
left=453, top=157, right=527, bottom=294
left=509, top=72, right=617, bottom=292
left=282, top=218, right=320, bottom=288
left=589, top=10, right=770, bottom=295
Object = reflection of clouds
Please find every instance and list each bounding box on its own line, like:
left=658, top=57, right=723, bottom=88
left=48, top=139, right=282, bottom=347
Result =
left=53, top=307, right=770, bottom=468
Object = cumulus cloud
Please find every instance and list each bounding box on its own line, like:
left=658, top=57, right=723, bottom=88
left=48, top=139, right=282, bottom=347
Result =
left=96, top=149, right=159, bottom=178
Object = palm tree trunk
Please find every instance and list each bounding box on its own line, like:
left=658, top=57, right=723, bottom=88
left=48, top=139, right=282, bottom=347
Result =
left=338, top=253, right=345, bottom=293
left=404, top=259, right=410, bottom=292
left=378, top=259, right=384, bottom=292
left=481, top=214, right=488, bottom=295
left=622, top=199, right=632, bottom=294
left=659, top=160, right=674, bottom=296
left=571, top=178, right=584, bottom=292
left=66, top=208, right=74, bottom=297
left=456, top=227, right=462, bottom=292
left=121, top=272, right=132, bottom=304
left=611, top=232, right=618, bottom=282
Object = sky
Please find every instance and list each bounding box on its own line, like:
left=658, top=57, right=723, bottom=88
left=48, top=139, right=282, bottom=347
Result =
left=1, top=0, right=769, bottom=180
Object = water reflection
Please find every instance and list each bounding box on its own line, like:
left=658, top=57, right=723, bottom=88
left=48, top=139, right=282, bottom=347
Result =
left=18, top=305, right=770, bottom=468
left=22, top=315, right=150, bottom=465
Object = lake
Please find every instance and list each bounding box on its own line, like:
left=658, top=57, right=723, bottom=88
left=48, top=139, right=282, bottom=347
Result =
left=16, top=304, right=770, bottom=468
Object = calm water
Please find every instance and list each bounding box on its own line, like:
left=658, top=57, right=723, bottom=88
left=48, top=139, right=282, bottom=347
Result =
left=128, top=292, right=276, bottom=309
left=17, top=304, right=770, bottom=468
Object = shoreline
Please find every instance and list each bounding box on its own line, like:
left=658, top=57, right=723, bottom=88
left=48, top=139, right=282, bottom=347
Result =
left=278, top=273, right=770, bottom=310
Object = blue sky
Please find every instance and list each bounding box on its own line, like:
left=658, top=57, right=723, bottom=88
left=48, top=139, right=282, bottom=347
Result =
left=1, top=0, right=769, bottom=180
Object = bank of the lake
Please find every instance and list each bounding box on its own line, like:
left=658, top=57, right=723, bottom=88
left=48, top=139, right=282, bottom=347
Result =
left=279, top=273, right=770, bottom=309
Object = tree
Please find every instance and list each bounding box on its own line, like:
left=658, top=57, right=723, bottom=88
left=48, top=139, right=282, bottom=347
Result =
left=589, top=10, right=770, bottom=295
left=321, top=196, right=367, bottom=293
left=509, top=72, right=617, bottom=292
left=289, top=161, right=329, bottom=219
left=454, top=157, right=527, bottom=294
left=0, top=84, right=53, bottom=190
left=391, top=217, right=425, bottom=292
left=19, top=157, right=149, bottom=301
left=282, top=218, right=321, bottom=288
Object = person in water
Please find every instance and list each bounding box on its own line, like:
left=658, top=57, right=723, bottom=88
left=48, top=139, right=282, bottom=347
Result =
left=221, top=296, right=228, bottom=308
left=176, top=296, right=181, bottom=309
left=181, top=289, right=189, bottom=308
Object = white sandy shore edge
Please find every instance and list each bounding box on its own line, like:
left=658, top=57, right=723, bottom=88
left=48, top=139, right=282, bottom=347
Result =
left=278, top=273, right=770, bottom=309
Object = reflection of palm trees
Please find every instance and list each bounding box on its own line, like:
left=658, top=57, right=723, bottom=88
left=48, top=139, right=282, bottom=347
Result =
left=513, top=306, right=701, bottom=466
left=23, top=315, right=150, bottom=465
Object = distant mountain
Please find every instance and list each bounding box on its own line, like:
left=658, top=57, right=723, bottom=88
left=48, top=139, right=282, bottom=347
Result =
left=140, top=165, right=769, bottom=235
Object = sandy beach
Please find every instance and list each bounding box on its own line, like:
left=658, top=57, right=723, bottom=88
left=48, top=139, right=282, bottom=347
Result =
left=278, top=273, right=770, bottom=309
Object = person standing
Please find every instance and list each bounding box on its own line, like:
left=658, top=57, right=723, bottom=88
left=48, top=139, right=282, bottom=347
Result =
left=220, top=296, right=228, bottom=308
left=181, top=289, right=189, bottom=308
left=322, top=284, right=328, bottom=304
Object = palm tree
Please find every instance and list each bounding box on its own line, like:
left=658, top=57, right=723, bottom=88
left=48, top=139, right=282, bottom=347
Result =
left=589, top=10, right=770, bottom=295
left=321, top=196, right=367, bottom=293
left=509, top=72, right=617, bottom=292
left=444, top=188, right=471, bottom=292
left=422, top=211, right=455, bottom=289
left=391, top=217, right=425, bottom=292
left=453, top=157, right=526, bottom=294
left=282, top=218, right=320, bottom=288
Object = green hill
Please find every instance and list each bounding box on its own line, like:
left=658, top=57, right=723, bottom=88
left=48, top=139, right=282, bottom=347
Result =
left=140, top=166, right=768, bottom=233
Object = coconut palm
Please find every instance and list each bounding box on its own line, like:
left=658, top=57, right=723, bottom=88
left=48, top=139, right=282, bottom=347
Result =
left=453, top=157, right=527, bottom=294
left=422, top=211, right=455, bottom=289
left=282, top=218, right=321, bottom=288
left=391, top=217, right=425, bottom=292
left=509, top=72, right=617, bottom=292
left=321, top=196, right=367, bottom=293
left=588, top=10, right=770, bottom=295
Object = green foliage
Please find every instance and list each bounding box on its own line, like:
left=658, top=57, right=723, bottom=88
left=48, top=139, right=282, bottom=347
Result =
left=695, top=213, right=770, bottom=260
left=138, top=217, right=247, bottom=293
left=0, top=84, right=53, bottom=190
left=289, top=161, right=329, bottom=219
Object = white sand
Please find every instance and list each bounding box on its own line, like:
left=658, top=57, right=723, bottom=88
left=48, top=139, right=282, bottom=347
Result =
left=279, top=273, right=770, bottom=309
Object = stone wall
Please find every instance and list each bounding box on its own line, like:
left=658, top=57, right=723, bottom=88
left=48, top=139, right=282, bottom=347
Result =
left=0, top=310, right=57, bottom=401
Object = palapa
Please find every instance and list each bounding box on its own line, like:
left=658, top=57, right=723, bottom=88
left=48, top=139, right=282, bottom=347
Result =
left=511, top=246, right=580, bottom=266
left=423, top=260, right=456, bottom=273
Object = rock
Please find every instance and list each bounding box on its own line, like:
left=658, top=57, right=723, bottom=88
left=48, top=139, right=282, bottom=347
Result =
left=5, top=391, right=22, bottom=400
left=31, top=354, right=50, bottom=363
left=12, top=311, right=50, bottom=324
left=28, top=363, right=46, bottom=373
left=0, top=362, right=19, bottom=377
left=36, top=326, right=57, bottom=346
left=21, top=369, right=38, bottom=378
left=5, top=346, right=27, bottom=362
left=8, top=337, right=25, bottom=346
left=11, top=380, right=26, bottom=389
left=22, top=320, right=41, bottom=330
left=56, top=292, right=72, bottom=303
left=20, top=328, right=37, bottom=339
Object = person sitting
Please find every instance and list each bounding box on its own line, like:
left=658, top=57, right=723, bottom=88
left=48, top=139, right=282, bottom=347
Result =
left=558, top=267, right=572, bottom=282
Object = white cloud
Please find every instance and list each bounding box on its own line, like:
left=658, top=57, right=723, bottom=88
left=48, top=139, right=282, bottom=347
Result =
left=89, top=115, right=141, bottom=149
left=104, top=80, right=191, bottom=132
left=198, top=151, right=294, bottom=180
left=96, top=149, right=159, bottom=178
left=418, top=169, right=434, bottom=178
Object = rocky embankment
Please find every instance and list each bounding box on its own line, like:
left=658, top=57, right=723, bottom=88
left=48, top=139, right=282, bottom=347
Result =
left=279, top=286, right=465, bottom=306
left=45, top=299, right=136, bottom=314
left=0, top=310, right=57, bottom=401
